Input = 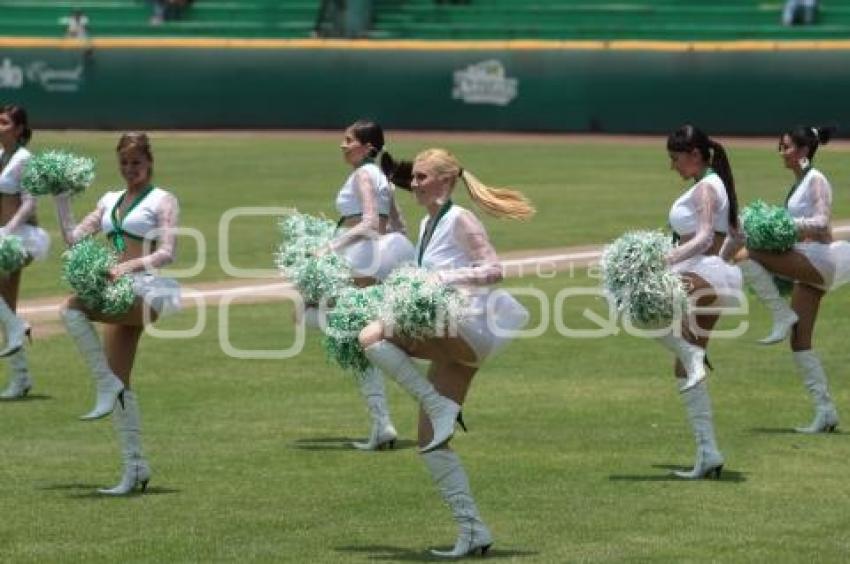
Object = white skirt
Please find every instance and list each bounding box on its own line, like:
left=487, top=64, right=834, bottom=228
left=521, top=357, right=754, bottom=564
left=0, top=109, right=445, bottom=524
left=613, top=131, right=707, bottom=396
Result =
left=338, top=231, right=415, bottom=280
left=795, top=241, right=850, bottom=290
left=131, top=272, right=181, bottom=317
left=9, top=224, right=49, bottom=261
left=456, top=289, right=530, bottom=365
left=671, top=254, right=743, bottom=306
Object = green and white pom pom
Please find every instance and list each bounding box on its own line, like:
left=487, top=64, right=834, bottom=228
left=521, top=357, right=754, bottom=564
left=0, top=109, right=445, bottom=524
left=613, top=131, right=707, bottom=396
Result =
left=21, top=150, right=95, bottom=196
left=282, top=252, right=352, bottom=305
left=380, top=266, right=467, bottom=340
left=323, top=285, right=384, bottom=373
left=741, top=200, right=797, bottom=252
left=0, top=235, right=28, bottom=275
left=275, top=211, right=337, bottom=269
left=601, top=230, right=687, bottom=328
left=61, top=238, right=135, bottom=315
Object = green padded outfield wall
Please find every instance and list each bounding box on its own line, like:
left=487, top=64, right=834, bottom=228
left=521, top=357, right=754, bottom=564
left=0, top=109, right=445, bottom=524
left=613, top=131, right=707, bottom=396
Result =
left=0, top=40, right=847, bottom=134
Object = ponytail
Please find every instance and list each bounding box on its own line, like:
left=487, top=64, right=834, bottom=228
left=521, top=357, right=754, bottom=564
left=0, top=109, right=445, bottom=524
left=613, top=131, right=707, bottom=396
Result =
left=459, top=169, right=535, bottom=220
left=379, top=151, right=412, bottom=190
left=708, top=140, right=738, bottom=228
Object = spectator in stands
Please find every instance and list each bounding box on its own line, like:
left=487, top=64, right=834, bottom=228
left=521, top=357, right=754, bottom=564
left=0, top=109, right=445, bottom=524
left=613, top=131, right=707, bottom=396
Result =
left=149, top=0, right=193, bottom=26
left=783, top=0, right=819, bottom=25
left=63, top=9, right=90, bottom=39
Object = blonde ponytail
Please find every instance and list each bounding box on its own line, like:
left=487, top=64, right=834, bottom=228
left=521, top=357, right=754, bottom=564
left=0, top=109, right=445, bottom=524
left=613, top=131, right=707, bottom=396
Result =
left=460, top=169, right=535, bottom=220
left=414, top=148, right=535, bottom=220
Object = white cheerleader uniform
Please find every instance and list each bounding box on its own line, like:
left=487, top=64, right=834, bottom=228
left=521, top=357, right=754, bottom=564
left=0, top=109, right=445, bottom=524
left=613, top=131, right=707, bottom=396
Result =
left=0, top=146, right=50, bottom=260
left=668, top=171, right=742, bottom=303
left=786, top=167, right=850, bottom=290
left=334, top=162, right=414, bottom=280
left=417, top=202, right=529, bottom=364
left=99, top=186, right=181, bottom=316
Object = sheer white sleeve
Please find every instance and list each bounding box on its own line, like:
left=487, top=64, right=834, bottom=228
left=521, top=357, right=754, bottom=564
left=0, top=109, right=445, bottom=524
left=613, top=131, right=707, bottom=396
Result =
left=53, top=193, right=104, bottom=246
left=2, top=191, right=36, bottom=233
left=719, top=222, right=746, bottom=262
left=437, top=210, right=504, bottom=286
left=794, top=176, right=831, bottom=236
left=120, top=193, right=180, bottom=272
left=387, top=188, right=408, bottom=235
left=328, top=170, right=379, bottom=252
left=666, top=183, right=716, bottom=265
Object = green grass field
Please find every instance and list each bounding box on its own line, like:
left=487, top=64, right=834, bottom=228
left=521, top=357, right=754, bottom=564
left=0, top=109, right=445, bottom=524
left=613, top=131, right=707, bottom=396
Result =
left=2, top=132, right=850, bottom=562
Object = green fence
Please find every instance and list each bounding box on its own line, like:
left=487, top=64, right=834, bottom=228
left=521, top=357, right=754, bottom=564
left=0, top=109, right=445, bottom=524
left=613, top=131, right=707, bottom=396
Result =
left=1, top=41, right=846, bottom=134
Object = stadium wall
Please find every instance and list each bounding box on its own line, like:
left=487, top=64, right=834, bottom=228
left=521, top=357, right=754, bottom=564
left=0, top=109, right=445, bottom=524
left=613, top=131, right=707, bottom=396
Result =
left=0, top=39, right=847, bottom=134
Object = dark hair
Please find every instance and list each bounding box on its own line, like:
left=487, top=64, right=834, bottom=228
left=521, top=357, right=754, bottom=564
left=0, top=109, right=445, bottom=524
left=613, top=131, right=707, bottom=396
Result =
left=116, top=131, right=153, bottom=162
left=379, top=152, right=412, bottom=190
left=0, top=105, right=32, bottom=146
left=667, top=124, right=738, bottom=228
left=348, top=119, right=384, bottom=158
left=781, top=125, right=836, bottom=161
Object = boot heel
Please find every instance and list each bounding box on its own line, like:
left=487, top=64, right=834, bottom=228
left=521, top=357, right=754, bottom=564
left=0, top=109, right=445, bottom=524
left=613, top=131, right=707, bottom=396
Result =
left=25, top=327, right=32, bottom=345
left=710, top=465, right=723, bottom=479
left=478, top=543, right=492, bottom=556
left=826, top=424, right=838, bottom=433
left=457, top=411, right=468, bottom=433
left=139, top=479, right=149, bottom=493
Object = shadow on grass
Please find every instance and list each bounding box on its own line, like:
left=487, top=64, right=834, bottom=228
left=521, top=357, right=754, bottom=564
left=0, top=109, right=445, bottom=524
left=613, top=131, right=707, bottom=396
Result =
left=291, top=436, right=417, bottom=451
left=40, top=483, right=181, bottom=498
left=0, top=393, right=52, bottom=402
left=335, top=544, right=538, bottom=561
left=609, top=464, right=746, bottom=483
left=750, top=426, right=843, bottom=435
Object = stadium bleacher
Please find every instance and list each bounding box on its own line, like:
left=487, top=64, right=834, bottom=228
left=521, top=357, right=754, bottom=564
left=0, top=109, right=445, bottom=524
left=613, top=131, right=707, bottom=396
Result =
left=1, top=0, right=849, bottom=40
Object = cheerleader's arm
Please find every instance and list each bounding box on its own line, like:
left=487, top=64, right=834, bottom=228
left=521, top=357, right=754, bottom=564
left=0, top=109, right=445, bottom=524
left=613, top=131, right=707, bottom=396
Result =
left=1, top=192, right=36, bottom=234
left=387, top=188, right=408, bottom=235
left=666, top=183, right=716, bottom=265
left=719, top=223, right=745, bottom=262
left=53, top=193, right=104, bottom=246
left=326, top=169, right=380, bottom=253
left=437, top=210, right=503, bottom=286
left=794, top=177, right=831, bottom=237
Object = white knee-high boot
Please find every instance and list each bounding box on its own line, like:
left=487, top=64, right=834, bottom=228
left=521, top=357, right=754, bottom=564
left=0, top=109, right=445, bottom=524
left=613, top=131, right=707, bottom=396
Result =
left=657, top=333, right=706, bottom=392
left=740, top=259, right=798, bottom=345
left=99, top=389, right=151, bottom=495
left=364, top=341, right=460, bottom=453
left=352, top=365, right=398, bottom=451
left=423, top=449, right=493, bottom=558
left=0, top=348, right=32, bottom=399
left=61, top=308, right=124, bottom=420
left=793, top=350, right=839, bottom=433
left=673, top=380, right=724, bottom=479
left=0, top=295, right=30, bottom=358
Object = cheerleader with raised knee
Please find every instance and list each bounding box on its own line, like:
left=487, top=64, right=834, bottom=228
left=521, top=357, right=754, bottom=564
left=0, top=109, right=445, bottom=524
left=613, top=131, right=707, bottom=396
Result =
left=54, top=132, right=180, bottom=494
left=736, top=126, right=849, bottom=433
left=358, top=148, right=532, bottom=557
left=300, top=120, right=415, bottom=450
left=658, top=125, right=742, bottom=479
left=0, top=105, right=50, bottom=399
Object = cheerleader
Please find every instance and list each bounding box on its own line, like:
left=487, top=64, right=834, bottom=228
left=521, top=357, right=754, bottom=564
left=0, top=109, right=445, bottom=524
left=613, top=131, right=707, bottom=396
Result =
left=307, top=120, right=414, bottom=451
left=358, top=148, right=532, bottom=557
left=738, top=126, right=848, bottom=433
left=54, top=132, right=180, bottom=494
left=0, top=105, right=49, bottom=399
left=661, top=125, right=742, bottom=479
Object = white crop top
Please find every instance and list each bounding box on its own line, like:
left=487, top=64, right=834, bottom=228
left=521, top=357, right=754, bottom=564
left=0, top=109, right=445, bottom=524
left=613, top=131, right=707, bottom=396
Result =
left=0, top=146, right=31, bottom=195
left=787, top=168, right=832, bottom=222
left=99, top=187, right=173, bottom=240
left=335, top=163, right=392, bottom=217
left=668, top=172, right=730, bottom=237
